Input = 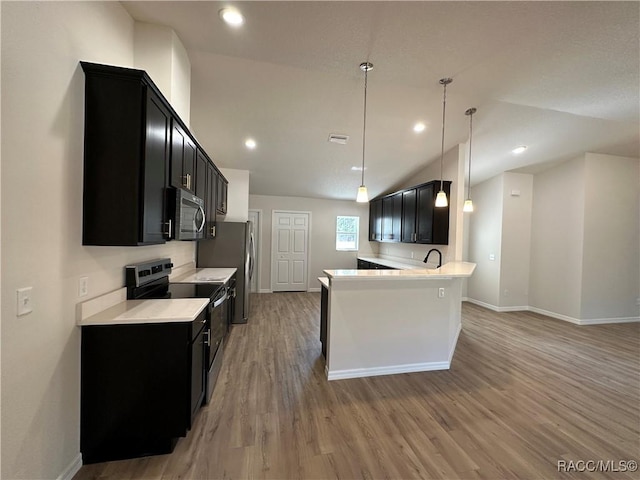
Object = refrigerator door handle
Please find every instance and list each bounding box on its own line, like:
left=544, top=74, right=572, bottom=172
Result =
left=249, top=233, right=255, bottom=280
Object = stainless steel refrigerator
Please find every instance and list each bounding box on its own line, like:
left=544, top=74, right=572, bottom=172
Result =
left=197, top=221, right=254, bottom=324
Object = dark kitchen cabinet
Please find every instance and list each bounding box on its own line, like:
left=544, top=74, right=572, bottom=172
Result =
left=401, top=188, right=417, bottom=243
left=320, top=283, right=328, bottom=358
left=171, top=121, right=197, bottom=193
left=416, top=181, right=450, bottom=244
left=369, top=180, right=451, bottom=246
left=197, top=150, right=217, bottom=238
left=81, top=62, right=171, bottom=246
left=80, top=311, right=206, bottom=464
left=207, top=165, right=219, bottom=238
left=369, top=198, right=383, bottom=241
left=382, top=192, right=402, bottom=242
left=216, top=172, right=228, bottom=215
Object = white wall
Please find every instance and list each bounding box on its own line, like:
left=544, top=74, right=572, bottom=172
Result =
left=380, top=145, right=466, bottom=264
left=249, top=195, right=375, bottom=291
left=134, top=22, right=191, bottom=125
left=499, top=172, right=533, bottom=308
left=1, top=3, right=195, bottom=478
left=467, top=174, right=504, bottom=307
left=219, top=168, right=249, bottom=222
left=529, top=157, right=587, bottom=319
left=580, top=153, right=639, bottom=320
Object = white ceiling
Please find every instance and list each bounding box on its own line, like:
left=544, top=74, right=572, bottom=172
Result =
left=122, top=1, right=640, bottom=200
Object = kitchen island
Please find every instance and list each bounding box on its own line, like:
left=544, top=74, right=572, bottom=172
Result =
left=321, top=261, right=475, bottom=380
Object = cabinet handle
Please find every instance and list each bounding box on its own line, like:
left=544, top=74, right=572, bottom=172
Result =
left=204, top=330, right=210, bottom=346
left=211, top=225, right=216, bottom=236
left=182, top=174, right=191, bottom=190
left=413, top=232, right=417, bottom=242
left=165, top=219, right=172, bottom=238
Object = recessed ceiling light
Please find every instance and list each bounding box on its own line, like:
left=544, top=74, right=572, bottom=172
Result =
left=413, top=122, right=426, bottom=133
left=512, top=145, right=528, bottom=154
left=219, top=8, right=244, bottom=27
left=245, top=139, right=256, bottom=149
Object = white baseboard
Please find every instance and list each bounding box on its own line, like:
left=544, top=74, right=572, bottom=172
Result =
left=327, top=361, right=450, bottom=381
left=57, top=453, right=82, bottom=480
left=466, top=298, right=640, bottom=325
left=307, top=287, right=321, bottom=293
left=464, top=298, right=527, bottom=312
left=258, top=288, right=272, bottom=293
left=527, top=306, right=640, bottom=325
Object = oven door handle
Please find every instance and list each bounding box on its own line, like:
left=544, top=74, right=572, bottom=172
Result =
left=213, top=291, right=228, bottom=308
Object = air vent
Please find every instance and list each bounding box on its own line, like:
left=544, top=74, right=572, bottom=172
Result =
left=328, top=134, right=349, bottom=145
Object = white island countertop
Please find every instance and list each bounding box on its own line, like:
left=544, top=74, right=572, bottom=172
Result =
left=324, top=261, right=475, bottom=281
left=172, top=267, right=237, bottom=284
left=79, top=298, right=209, bottom=326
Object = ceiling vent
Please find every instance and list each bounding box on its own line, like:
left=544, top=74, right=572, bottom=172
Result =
left=328, top=134, right=349, bottom=145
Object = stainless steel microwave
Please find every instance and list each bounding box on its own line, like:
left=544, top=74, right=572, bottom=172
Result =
left=173, top=188, right=205, bottom=240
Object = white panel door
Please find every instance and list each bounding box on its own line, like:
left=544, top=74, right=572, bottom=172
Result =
left=271, top=211, right=309, bottom=292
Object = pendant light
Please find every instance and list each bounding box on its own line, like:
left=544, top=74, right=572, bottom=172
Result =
left=435, top=77, right=453, bottom=208
left=356, top=61, right=373, bottom=203
left=463, top=107, right=476, bottom=213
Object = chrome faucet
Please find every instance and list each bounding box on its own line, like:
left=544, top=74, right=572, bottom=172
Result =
left=423, top=248, right=442, bottom=268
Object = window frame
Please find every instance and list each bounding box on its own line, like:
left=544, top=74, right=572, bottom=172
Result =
left=335, top=215, right=360, bottom=251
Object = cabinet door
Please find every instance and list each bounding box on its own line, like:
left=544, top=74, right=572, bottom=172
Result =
left=416, top=183, right=435, bottom=243
left=206, top=164, right=217, bottom=238
left=369, top=198, right=383, bottom=241
left=142, top=90, right=170, bottom=244
left=190, top=324, right=205, bottom=426
left=216, top=174, right=228, bottom=214
left=195, top=150, right=207, bottom=201
left=401, top=188, right=417, bottom=243
left=170, top=121, right=196, bottom=193
left=381, top=193, right=402, bottom=242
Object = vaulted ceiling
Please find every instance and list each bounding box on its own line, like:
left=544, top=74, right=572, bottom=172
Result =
left=123, top=1, right=639, bottom=200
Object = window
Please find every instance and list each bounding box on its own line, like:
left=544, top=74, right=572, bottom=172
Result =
left=336, top=216, right=359, bottom=251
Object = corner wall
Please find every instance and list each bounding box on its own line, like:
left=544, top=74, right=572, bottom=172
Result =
left=380, top=145, right=466, bottom=264
left=249, top=195, right=374, bottom=292
left=580, top=154, right=639, bottom=320
left=1, top=3, right=195, bottom=478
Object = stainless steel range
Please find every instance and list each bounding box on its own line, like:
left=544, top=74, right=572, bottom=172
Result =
left=125, top=258, right=227, bottom=404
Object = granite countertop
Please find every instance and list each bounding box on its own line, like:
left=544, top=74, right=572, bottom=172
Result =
left=172, top=267, right=237, bottom=284
left=79, top=298, right=209, bottom=326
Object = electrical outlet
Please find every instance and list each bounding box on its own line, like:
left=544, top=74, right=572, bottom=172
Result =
left=438, top=288, right=445, bottom=298
left=411, top=251, right=414, bottom=259
left=79, top=277, right=89, bottom=297
left=504, top=289, right=510, bottom=297
left=17, top=287, right=33, bottom=316
left=636, top=297, right=640, bottom=306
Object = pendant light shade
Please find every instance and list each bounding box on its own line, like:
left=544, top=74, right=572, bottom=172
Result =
left=356, top=62, right=373, bottom=203
left=436, top=78, right=453, bottom=208
left=463, top=107, right=476, bottom=213
left=356, top=186, right=369, bottom=203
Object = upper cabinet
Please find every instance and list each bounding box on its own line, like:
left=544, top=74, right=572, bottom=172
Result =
left=369, top=180, right=451, bottom=245
left=216, top=172, right=228, bottom=215
left=171, top=121, right=197, bottom=193
left=369, top=198, right=383, bottom=242
left=80, top=62, right=228, bottom=246
left=81, top=62, right=172, bottom=246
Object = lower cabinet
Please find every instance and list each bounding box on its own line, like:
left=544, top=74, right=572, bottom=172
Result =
left=80, top=311, right=206, bottom=464
left=357, top=259, right=395, bottom=270
left=320, top=284, right=328, bottom=358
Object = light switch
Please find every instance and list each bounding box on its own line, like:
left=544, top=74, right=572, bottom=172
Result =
left=489, top=254, right=496, bottom=261
left=79, top=277, right=89, bottom=297
left=17, top=287, right=33, bottom=316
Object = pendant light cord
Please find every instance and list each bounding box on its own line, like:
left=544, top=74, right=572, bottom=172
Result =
left=467, top=110, right=473, bottom=198
left=361, top=66, right=368, bottom=187
left=440, top=81, right=447, bottom=192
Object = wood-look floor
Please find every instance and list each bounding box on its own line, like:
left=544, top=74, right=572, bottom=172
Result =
left=75, top=294, right=640, bottom=480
